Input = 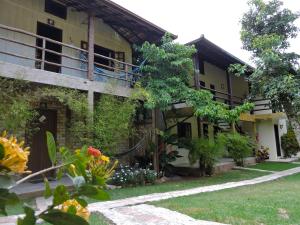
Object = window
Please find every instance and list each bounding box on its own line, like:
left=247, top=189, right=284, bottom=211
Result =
left=177, top=123, right=192, bottom=139
left=115, top=52, right=125, bottom=70
left=81, top=41, right=115, bottom=71
left=45, top=0, right=67, bottom=20
left=210, top=84, right=216, bottom=100
left=200, top=81, right=206, bottom=88
left=203, top=123, right=209, bottom=138
left=199, top=59, right=205, bottom=74
left=213, top=126, right=221, bottom=137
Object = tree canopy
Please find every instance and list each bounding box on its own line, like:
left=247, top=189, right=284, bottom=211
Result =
left=233, top=0, right=300, bottom=144
left=137, top=35, right=253, bottom=123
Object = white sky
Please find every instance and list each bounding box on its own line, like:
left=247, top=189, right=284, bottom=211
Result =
left=112, top=0, right=300, bottom=65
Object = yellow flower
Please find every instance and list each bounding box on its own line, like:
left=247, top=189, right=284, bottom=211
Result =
left=0, top=131, right=30, bottom=174
left=100, top=155, right=110, bottom=163
left=60, top=199, right=90, bottom=221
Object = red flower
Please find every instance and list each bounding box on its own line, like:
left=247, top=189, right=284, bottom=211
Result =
left=88, top=146, right=101, bottom=157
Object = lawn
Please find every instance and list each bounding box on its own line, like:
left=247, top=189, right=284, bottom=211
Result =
left=104, top=169, right=269, bottom=201
left=248, top=162, right=300, bottom=171
left=153, top=173, right=300, bottom=225
left=3, top=169, right=268, bottom=217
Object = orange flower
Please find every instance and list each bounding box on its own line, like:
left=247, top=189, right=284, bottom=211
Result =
left=87, top=146, right=101, bottom=157
left=60, top=199, right=90, bottom=221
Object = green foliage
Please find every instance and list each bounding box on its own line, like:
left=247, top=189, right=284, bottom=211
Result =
left=110, top=165, right=157, bottom=187
left=44, top=178, right=52, bottom=198
left=186, top=138, right=223, bottom=176
left=17, top=206, right=36, bottom=225
left=237, top=0, right=300, bottom=139
left=46, top=131, right=57, bottom=165
left=93, top=94, right=137, bottom=156
left=218, top=132, right=255, bottom=166
left=78, top=184, right=110, bottom=201
left=0, top=143, right=4, bottom=160
left=281, top=128, right=300, bottom=157
left=40, top=210, right=89, bottom=225
left=0, top=188, right=19, bottom=215
left=0, top=78, right=37, bottom=133
left=138, top=34, right=253, bottom=123
left=53, top=185, right=70, bottom=206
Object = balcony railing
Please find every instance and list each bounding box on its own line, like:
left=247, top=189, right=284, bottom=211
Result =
left=0, top=24, right=141, bottom=87
left=198, top=85, right=274, bottom=114
left=199, top=85, right=244, bottom=107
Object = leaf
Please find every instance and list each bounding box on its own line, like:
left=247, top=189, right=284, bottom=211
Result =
left=40, top=210, right=89, bottom=225
left=44, top=178, right=52, bottom=199
left=0, top=175, right=16, bottom=188
left=46, top=131, right=57, bottom=165
left=67, top=205, right=77, bottom=215
left=17, top=206, right=36, bottom=225
left=0, top=188, right=19, bottom=216
left=0, top=143, right=4, bottom=160
left=78, top=185, right=110, bottom=201
left=75, top=198, right=87, bottom=208
left=53, top=185, right=70, bottom=206
left=56, top=168, right=64, bottom=180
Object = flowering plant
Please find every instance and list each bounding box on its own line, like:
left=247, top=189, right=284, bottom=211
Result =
left=0, top=131, right=117, bottom=225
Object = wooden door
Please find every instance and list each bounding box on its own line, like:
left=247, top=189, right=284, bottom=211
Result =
left=27, top=109, right=57, bottom=178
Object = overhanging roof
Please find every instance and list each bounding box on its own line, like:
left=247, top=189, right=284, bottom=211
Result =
left=57, top=0, right=177, bottom=44
left=186, top=35, right=250, bottom=70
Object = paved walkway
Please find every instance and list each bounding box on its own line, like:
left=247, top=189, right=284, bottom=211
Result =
left=101, top=204, right=227, bottom=225
left=1, top=167, right=300, bottom=225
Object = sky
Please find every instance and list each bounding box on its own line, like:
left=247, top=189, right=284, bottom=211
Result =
left=112, top=0, right=300, bottom=65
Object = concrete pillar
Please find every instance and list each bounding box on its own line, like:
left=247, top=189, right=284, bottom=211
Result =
left=87, top=14, right=95, bottom=81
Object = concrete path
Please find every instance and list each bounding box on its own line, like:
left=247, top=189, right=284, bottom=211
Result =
left=101, top=204, right=227, bottom=225
left=89, top=167, right=300, bottom=212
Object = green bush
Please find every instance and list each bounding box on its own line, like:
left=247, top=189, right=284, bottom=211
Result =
left=217, top=132, right=255, bottom=166
left=187, top=138, right=223, bottom=176
left=110, top=165, right=157, bottom=187
left=281, top=128, right=300, bottom=158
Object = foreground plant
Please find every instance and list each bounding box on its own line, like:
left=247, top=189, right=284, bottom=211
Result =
left=0, top=131, right=117, bottom=225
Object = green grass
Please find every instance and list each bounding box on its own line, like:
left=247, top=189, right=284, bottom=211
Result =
left=153, top=173, right=300, bottom=225
left=248, top=162, right=300, bottom=171
left=102, top=169, right=268, bottom=201
left=2, top=170, right=268, bottom=217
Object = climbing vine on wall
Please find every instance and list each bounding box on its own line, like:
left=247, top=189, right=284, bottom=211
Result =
left=0, top=77, right=92, bottom=146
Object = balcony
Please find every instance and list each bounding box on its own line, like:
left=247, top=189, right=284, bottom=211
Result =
left=0, top=24, right=142, bottom=90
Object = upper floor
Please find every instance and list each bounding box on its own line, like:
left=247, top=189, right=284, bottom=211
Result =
left=188, top=36, right=273, bottom=115
left=0, top=0, right=174, bottom=95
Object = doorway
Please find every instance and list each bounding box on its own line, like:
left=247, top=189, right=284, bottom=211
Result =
left=36, top=22, right=63, bottom=73
left=27, top=109, right=57, bottom=179
left=274, top=124, right=281, bottom=157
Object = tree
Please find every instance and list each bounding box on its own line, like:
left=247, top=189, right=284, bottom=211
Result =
left=234, top=0, right=300, bottom=145
left=138, top=34, right=253, bottom=123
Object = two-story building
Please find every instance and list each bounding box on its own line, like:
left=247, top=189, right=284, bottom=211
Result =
left=0, top=0, right=176, bottom=174
left=168, top=36, right=288, bottom=168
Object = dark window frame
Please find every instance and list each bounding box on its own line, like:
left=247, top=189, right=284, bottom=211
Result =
left=45, top=0, right=67, bottom=20
left=177, top=122, right=192, bottom=139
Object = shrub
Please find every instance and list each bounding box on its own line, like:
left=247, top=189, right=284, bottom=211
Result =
left=281, top=128, right=300, bottom=158
left=255, top=146, right=269, bottom=162
left=217, top=132, right=255, bottom=166
left=110, top=165, right=157, bottom=187
left=187, top=138, right=223, bottom=176
left=144, top=168, right=157, bottom=184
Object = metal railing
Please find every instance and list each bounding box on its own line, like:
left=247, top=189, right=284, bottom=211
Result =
left=198, top=85, right=274, bottom=113
left=199, top=85, right=244, bottom=107
left=0, top=24, right=141, bottom=86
